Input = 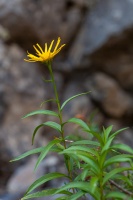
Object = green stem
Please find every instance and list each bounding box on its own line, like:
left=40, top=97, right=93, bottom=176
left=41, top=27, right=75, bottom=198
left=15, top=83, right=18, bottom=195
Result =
left=47, top=61, right=73, bottom=182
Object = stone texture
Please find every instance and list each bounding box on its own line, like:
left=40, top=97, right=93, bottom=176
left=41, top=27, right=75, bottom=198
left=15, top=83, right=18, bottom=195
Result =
left=84, top=73, right=133, bottom=118
left=7, top=154, right=66, bottom=198
left=0, top=41, right=48, bottom=156
left=0, top=0, right=86, bottom=49
left=0, top=41, right=50, bottom=192
left=66, top=0, right=133, bottom=71
left=1, top=0, right=133, bottom=198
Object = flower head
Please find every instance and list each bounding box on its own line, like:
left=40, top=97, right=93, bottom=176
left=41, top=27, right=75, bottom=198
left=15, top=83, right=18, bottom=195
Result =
left=24, top=37, right=65, bottom=63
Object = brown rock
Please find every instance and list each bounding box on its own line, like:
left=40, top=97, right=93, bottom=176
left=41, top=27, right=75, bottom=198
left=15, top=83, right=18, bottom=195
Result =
left=0, top=0, right=85, bottom=49
left=0, top=41, right=49, bottom=157
left=84, top=73, right=133, bottom=118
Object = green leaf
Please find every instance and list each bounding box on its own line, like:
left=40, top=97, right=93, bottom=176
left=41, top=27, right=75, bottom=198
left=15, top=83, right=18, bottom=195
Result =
left=110, top=127, right=128, bottom=139
left=101, top=137, right=114, bottom=154
left=111, top=143, right=133, bottom=154
left=32, top=124, right=44, bottom=145
left=87, top=130, right=103, bottom=145
left=22, top=188, right=57, bottom=199
left=32, top=121, right=61, bottom=144
left=90, top=176, right=98, bottom=193
left=105, top=191, right=127, bottom=199
left=22, top=188, right=71, bottom=200
left=34, top=138, right=61, bottom=171
left=60, top=91, right=91, bottom=110
left=62, top=150, right=99, bottom=175
left=55, top=182, right=100, bottom=200
left=67, top=118, right=90, bottom=131
left=61, top=145, right=98, bottom=157
left=103, top=126, right=113, bottom=142
left=104, top=154, right=133, bottom=168
left=66, top=191, right=85, bottom=200
left=103, top=167, right=132, bottom=185
left=25, top=172, right=67, bottom=195
left=10, top=146, right=44, bottom=162
left=55, top=196, right=68, bottom=200
left=75, top=167, right=93, bottom=181
left=69, top=140, right=100, bottom=147
left=43, top=121, right=61, bottom=132
left=40, top=98, right=57, bottom=107
left=22, top=109, right=58, bottom=119
left=115, top=174, right=133, bottom=186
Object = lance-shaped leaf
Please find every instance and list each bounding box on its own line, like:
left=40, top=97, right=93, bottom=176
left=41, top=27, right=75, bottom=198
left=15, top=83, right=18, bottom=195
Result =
left=69, top=140, right=100, bottom=147
left=105, top=192, right=128, bottom=199
left=61, top=145, right=98, bottom=157
left=110, top=127, right=128, bottom=139
left=111, top=143, right=133, bottom=154
left=103, top=125, right=113, bottom=142
left=60, top=91, right=91, bottom=111
left=104, top=154, right=133, bottom=168
left=22, top=110, right=58, bottom=119
left=89, top=177, right=99, bottom=195
left=88, top=130, right=103, bottom=145
left=32, top=121, right=61, bottom=144
left=21, top=188, right=71, bottom=200
left=54, top=182, right=100, bottom=200
left=25, top=172, right=67, bottom=195
left=102, top=167, right=132, bottom=186
left=55, top=196, right=68, bottom=200
left=101, top=137, right=114, bottom=154
left=34, top=138, right=62, bottom=171
left=61, top=149, right=99, bottom=175
left=66, top=118, right=90, bottom=131
left=10, top=147, right=44, bottom=162
left=40, top=99, right=57, bottom=107
left=66, top=191, right=85, bottom=200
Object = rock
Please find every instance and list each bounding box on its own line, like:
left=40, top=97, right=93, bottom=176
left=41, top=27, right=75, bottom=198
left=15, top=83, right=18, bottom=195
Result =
left=0, top=193, right=22, bottom=200
left=0, top=0, right=86, bottom=49
left=66, top=0, right=133, bottom=71
left=0, top=42, right=49, bottom=157
left=62, top=77, right=93, bottom=119
left=7, top=157, right=40, bottom=193
left=84, top=73, right=133, bottom=118
left=7, top=154, right=66, bottom=194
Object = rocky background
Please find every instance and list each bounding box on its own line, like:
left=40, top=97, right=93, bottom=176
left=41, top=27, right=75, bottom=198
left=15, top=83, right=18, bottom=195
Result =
left=0, top=0, right=133, bottom=199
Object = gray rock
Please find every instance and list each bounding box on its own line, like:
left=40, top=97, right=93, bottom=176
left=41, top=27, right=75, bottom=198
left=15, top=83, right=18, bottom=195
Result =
left=67, top=0, right=133, bottom=70
left=0, top=42, right=49, bottom=157
left=7, top=154, right=66, bottom=197
left=62, top=78, right=93, bottom=119
left=84, top=73, right=133, bottom=117
left=0, top=0, right=85, bottom=49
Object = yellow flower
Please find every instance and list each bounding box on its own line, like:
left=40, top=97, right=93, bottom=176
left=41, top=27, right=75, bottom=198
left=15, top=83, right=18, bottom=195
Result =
left=24, top=37, right=65, bottom=63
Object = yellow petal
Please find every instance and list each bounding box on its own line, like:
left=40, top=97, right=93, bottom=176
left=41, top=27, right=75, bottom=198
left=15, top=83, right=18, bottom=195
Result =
left=33, top=45, right=41, bottom=55
left=36, top=44, right=43, bottom=53
left=54, top=37, right=61, bottom=52
left=45, top=43, right=47, bottom=53
left=48, top=40, right=54, bottom=52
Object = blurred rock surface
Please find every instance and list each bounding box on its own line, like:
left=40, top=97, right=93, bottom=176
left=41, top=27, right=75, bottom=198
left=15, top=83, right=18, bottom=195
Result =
left=0, top=0, right=133, bottom=199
